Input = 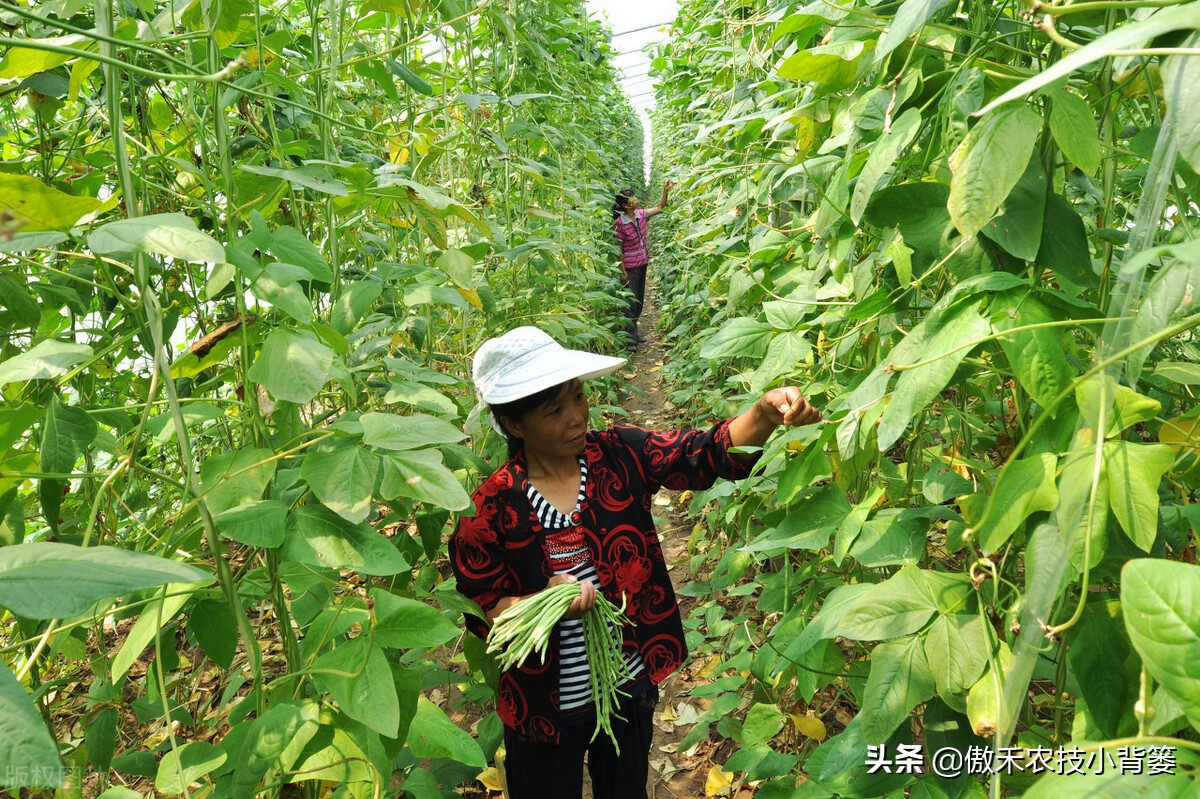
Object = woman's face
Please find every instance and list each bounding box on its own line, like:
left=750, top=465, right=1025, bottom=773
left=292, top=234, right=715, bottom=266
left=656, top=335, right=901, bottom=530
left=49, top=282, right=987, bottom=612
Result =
left=621, top=194, right=640, bottom=212
left=502, top=379, right=590, bottom=460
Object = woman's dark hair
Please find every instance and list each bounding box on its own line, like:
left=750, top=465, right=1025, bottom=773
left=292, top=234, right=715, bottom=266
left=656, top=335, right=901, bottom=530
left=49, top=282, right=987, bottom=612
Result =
left=612, top=188, right=637, bottom=220
left=489, top=381, right=569, bottom=458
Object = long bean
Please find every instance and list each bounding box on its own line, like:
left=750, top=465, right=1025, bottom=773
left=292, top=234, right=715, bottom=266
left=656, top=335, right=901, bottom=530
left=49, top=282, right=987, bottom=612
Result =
left=485, top=582, right=636, bottom=749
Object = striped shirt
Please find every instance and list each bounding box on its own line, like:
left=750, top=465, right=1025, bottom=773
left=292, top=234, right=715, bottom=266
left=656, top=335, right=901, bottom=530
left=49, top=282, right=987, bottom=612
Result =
left=614, top=209, right=650, bottom=269
left=526, top=458, right=645, bottom=713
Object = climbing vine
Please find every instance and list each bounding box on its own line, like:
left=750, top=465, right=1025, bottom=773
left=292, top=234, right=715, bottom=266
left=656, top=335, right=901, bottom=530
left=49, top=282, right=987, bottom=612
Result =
left=648, top=0, right=1200, bottom=795
left=0, top=0, right=641, bottom=796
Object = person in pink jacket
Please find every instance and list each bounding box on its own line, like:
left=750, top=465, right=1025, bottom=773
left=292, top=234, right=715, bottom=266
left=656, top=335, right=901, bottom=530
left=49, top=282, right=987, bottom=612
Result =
left=612, top=180, right=673, bottom=348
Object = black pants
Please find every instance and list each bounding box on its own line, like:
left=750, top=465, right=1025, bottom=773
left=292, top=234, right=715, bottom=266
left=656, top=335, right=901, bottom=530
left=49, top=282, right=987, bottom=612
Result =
left=624, top=265, right=647, bottom=321
left=503, top=687, right=658, bottom=799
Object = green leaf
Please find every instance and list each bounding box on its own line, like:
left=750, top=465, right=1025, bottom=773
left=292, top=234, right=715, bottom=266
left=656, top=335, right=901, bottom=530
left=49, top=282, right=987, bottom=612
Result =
left=1124, top=252, right=1200, bottom=381
left=1068, top=601, right=1139, bottom=739
left=1025, top=771, right=1197, bottom=798
left=699, top=317, right=773, bottom=359
left=187, top=598, right=238, bottom=669
left=864, top=182, right=952, bottom=253
left=991, top=293, right=1073, bottom=413
left=286, top=711, right=378, bottom=784
left=1105, top=441, right=1174, bottom=552
left=88, top=213, right=225, bottom=264
left=155, top=741, right=227, bottom=795
left=0, top=34, right=91, bottom=79
left=1048, top=89, right=1101, bottom=174
left=200, top=448, right=276, bottom=516
left=301, top=439, right=380, bottom=523
left=212, top=0, right=253, bottom=48
left=948, top=104, right=1042, bottom=239
left=832, top=485, right=884, bottom=567
left=803, top=716, right=912, bottom=796
left=39, top=395, right=98, bottom=532
left=360, top=412, right=467, bottom=451
left=0, top=660, right=65, bottom=787
left=878, top=304, right=990, bottom=451
left=860, top=635, right=936, bottom=743
left=330, top=280, right=382, bottom=335
left=1121, top=559, right=1200, bottom=731
left=1154, top=361, right=1200, bottom=385
left=39, top=395, right=97, bottom=471
left=0, top=275, right=40, bottom=328
left=922, top=615, right=987, bottom=711
left=247, top=328, right=335, bottom=404
left=382, top=380, right=459, bottom=416
left=1060, top=446, right=1109, bottom=572
left=876, top=0, right=953, bottom=62
left=741, top=703, right=785, bottom=746
left=250, top=272, right=312, bottom=323
left=145, top=404, right=224, bottom=443
left=850, top=109, right=922, bottom=225
left=111, top=585, right=195, bottom=681
left=0, top=339, right=92, bottom=386
left=1164, top=32, right=1200, bottom=174
left=369, top=588, right=460, bottom=649
left=1037, top=193, right=1096, bottom=291
left=407, top=697, right=487, bottom=767
left=434, top=248, right=476, bottom=289
left=974, top=453, right=1059, bottom=553
left=313, top=638, right=400, bottom=737
left=85, top=678, right=118, bottom=774
left=981, top=155, right=1046, bottom=261
left=269, top=226, right=332, bottom=281
left=777, top=40, right=872, bottom=91
left=834, top=567, right=937, bottom=641
left=0, top=174, right=102, bottom=231
left=231, top=701, right=321, bottom=799
left=0, top=543, right=210, bottom=619
left=213, top=500, right=287, bottom=547
left=1076, top=375, right=1160, bottom=436
left=240, top=164, right=349, bottom=196
left=282, top=504, right=408, bottom=576
left=977, top=3, right=1200, bottom=116
left=380, top=449, right=470, bottom=511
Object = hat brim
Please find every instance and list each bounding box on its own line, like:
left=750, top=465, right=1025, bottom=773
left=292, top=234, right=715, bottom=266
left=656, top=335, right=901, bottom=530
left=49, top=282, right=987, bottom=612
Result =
left=480, top=350, right=627, bottom=404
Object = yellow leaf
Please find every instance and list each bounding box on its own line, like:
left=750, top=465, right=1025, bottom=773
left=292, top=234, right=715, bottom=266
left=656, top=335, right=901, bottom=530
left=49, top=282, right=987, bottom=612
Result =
left=456, top=286, right=482, bottom=310
left=704, top=765, right=733, bottom=796
left=696, top=655, right=723, bottom=679
left=476, top=766, right=504, bottom=791
left=795, top=114, right=817, bottom=158
left=1160, top=415, right=1200, bottom=455
left=788, top=712, right=827, bottom=741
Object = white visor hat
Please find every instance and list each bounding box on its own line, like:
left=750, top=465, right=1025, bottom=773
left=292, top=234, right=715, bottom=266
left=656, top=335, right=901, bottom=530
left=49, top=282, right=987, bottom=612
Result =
left=473, top=326, right=627, bottom=405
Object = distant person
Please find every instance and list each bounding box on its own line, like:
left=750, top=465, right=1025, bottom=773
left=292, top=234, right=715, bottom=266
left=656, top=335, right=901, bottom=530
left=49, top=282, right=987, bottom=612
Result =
left=449, top=325, right=821, bottom=799
left=612, top=180, right=673, bottom=348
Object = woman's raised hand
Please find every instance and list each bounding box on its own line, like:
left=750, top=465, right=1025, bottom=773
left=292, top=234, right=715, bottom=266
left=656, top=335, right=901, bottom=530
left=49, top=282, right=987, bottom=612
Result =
left=759, top=387, right=821, bottom=427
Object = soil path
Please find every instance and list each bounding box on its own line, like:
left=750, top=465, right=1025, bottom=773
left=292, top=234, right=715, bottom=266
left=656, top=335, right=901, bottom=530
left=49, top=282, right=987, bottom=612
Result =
left=606, top=281, right=720, bottom=799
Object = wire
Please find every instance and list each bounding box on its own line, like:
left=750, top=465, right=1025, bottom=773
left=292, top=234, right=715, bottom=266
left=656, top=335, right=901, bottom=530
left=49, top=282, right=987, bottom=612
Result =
left=609, top=20, right=674, bottom=38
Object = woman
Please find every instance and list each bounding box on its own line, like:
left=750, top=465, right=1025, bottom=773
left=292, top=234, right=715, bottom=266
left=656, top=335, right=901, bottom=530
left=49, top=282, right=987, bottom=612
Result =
left=612, top=180, right=673, bottom=347
left=449, top=326, right=821, bottom=799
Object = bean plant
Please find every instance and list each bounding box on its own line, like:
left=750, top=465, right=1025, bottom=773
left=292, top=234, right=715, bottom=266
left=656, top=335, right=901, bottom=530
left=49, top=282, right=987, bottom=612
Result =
left=646, top=0, right=1200, bottom=796
left=0, top=0, right=643, bottom=796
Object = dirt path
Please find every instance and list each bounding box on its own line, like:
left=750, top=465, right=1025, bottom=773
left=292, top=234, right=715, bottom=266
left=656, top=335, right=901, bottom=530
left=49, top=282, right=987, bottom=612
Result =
left=611, top=281, right=720, bottom=799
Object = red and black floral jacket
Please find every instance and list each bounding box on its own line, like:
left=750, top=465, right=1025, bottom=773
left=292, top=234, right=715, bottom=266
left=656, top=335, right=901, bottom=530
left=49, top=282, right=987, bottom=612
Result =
left=449, top=421, right=755, bottom=744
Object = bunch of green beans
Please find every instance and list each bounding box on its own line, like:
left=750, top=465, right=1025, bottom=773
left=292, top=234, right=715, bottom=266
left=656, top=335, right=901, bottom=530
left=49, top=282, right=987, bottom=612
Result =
left=582, top=593, right=635, bottom=752
left=486, top=581, right=583, bottom=670
left=485, top=581, right=635, bottom=750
